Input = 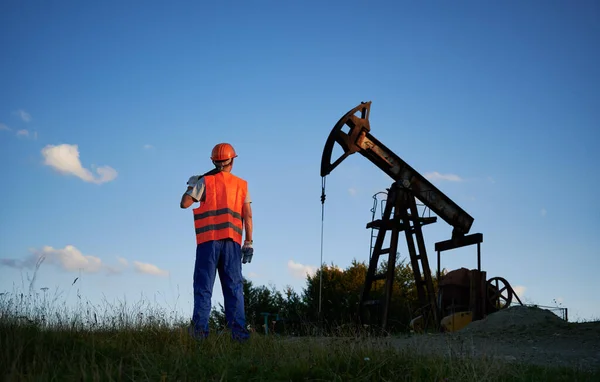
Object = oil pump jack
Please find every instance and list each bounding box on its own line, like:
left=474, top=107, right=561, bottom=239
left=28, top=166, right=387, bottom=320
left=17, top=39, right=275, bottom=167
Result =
left=320, top=101, right=522, bottom=333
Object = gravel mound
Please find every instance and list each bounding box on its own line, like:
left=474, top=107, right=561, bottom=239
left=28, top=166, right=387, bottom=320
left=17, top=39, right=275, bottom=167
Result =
left=460, top=305, right=567, bottom=334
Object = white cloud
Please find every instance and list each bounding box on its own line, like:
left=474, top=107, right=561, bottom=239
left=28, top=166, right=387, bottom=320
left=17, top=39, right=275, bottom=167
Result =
left=143, top=144, right=154, bottom=150
left=487, top=176, right=496, bottom=184
left=95, top=166, right=118, bottom=183
left=14, top=109, right=31, bottom=122
left=133, top=261, right=169, bottom=277
left=247, top=272, right=259, bottom=279
left=40, top=245, right=104, bottom=273
left=15, top=129, right=37, bottom=140
left=540, top=208, right=547, bottom=217
left=0, top=125, right=36, bottom=139
left=0, top=245, right=104, bottom=273
left=41, top=143, right=118, bottom=184
left=0, top=255, right=40, bottom=269
left=424, top=171, right=463, bottom=182
left=287, top=259, right=317, bottom=279
left=348, top=187, right=357, bottom=196
left=513, top=285, right=526, bottom=297
left=0, top=246, right=166, bottom=277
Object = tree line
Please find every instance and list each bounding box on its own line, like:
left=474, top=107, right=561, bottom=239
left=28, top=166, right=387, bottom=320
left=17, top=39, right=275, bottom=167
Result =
left=209, top=257, right=442, bottom=335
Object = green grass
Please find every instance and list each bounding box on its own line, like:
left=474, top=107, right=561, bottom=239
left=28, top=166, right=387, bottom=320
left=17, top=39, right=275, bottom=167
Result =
left=1, top=289, right=598, bottom=381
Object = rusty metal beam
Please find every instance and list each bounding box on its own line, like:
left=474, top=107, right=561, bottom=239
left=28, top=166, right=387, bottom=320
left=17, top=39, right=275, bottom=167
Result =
left=321, top=101, right=474, bottom=236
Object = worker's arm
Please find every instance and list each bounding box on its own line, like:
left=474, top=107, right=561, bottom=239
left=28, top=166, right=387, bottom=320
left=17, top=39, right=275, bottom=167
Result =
left=242, top=201, right=253, bottom=243
left=180, top=187, right=197, bottom=209
left=180, top=176, right=204, bottom=209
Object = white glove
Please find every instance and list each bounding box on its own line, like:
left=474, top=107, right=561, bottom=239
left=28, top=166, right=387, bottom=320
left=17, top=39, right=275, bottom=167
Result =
left=187, top=175, right=200, bottom=187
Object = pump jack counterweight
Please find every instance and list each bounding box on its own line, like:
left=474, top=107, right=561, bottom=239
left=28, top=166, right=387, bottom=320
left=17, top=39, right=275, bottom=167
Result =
left=320, top=102, right=523, bottom=333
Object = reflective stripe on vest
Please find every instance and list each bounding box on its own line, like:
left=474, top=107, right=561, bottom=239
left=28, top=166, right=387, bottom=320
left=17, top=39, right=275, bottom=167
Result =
left=193, top=172, right=247, bottom=245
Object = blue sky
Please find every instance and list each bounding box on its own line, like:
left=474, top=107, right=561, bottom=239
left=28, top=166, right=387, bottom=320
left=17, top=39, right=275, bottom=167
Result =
left=1, top=0, right=599, bottom=323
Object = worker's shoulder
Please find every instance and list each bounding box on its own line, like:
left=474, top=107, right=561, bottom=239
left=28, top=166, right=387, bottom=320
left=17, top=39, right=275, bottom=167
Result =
left=229, top=174, right=249, bottom=192
left=207, top=170, right=248, bottom=186
left=224, top=171, right=247, bottom=183
left=233, top=174, right=248, bottom=188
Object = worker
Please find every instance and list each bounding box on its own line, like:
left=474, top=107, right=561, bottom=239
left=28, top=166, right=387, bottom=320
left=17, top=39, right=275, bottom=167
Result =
left=180, top=142, right=253, bottom=342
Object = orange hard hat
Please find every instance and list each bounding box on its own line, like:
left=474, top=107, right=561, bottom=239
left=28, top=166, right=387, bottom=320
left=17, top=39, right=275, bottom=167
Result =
left=211, top=143, right=237, bottom=162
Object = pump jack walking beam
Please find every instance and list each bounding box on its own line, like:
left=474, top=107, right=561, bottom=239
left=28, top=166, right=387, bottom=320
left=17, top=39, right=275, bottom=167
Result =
left=321, top=102, right=474, bottom=238
left=321, top=102, right=476, bottom=331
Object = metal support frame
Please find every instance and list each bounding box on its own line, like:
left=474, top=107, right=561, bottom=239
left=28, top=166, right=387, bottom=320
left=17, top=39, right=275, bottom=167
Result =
left=359, top=182, right=439, bottom=331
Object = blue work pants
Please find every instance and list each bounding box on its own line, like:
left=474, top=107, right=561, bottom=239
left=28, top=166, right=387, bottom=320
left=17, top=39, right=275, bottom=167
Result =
left=191, top=239, right=249, bottom=341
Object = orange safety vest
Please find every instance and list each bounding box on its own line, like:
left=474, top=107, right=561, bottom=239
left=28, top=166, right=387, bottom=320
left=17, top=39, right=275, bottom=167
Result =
left=193, top=171, right=247, bottom=246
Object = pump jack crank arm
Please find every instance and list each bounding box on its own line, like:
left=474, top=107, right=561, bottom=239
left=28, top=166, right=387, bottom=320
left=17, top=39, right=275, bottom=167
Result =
left=320, top=101, right=474, bottom=236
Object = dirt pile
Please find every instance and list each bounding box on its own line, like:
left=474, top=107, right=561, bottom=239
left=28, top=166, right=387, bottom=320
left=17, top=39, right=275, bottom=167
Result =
left=460, top=305, right=568, bottom=335
left=384, top=306, right=600, bottom=371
